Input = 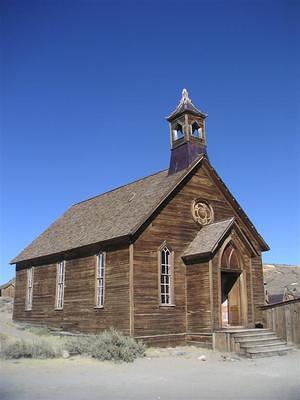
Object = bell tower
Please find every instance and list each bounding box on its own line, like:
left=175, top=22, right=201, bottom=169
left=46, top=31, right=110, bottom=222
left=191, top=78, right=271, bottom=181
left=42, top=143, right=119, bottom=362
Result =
left=167, top=89, right=208, bottom=175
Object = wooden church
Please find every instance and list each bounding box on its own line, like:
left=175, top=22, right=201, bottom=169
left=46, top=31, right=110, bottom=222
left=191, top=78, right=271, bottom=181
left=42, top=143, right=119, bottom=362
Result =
left=11, top=90, right=269, bottom=346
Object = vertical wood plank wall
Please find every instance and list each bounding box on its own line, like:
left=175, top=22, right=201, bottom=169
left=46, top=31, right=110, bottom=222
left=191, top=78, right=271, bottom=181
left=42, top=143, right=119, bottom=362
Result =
left=251, top=255, right=265, bottom=323
left=186, top=262, right=211, bottom=332
left=261, top=299, right=300, bottom=345
left=13, top=247, right=130, bottom=334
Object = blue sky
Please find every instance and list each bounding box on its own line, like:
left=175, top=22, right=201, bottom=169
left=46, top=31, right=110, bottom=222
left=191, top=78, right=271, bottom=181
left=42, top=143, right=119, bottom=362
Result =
left=1, top=0, right=299, bottom=284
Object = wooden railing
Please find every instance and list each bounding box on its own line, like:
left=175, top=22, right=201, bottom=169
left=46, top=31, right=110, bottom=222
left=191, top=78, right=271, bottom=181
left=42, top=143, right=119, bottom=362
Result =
left=260, top=298, right=300, bottom=346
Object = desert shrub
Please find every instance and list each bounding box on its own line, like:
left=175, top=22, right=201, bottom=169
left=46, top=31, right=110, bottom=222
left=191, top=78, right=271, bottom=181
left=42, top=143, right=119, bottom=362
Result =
left=64, top=335, right=95, bottom=355
left=64, top=328, right=145, bottom=362
left=0, top=338, right=58, bottom=359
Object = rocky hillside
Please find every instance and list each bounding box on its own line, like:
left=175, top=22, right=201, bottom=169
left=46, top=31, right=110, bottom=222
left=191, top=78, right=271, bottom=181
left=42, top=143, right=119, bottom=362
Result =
left=263, top=264, right=300, bottom=297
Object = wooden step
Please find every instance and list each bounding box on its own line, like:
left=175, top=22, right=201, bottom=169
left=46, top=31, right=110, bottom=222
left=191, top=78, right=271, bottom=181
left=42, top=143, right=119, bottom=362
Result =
left=236, top=334, right=277, bottom=343
left=245, top=346, right=294, bottom=358
left=239, top=338, right=284, bottom=347
left=241, top=342, right=288, bottom=351
left=233, top=332, right=276, bottom=340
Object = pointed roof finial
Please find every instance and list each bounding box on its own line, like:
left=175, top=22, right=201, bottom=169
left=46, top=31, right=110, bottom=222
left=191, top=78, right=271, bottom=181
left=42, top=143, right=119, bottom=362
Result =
left=166, top=88, right=207, bottom=121
left=181, top=88, right=191, bottom=104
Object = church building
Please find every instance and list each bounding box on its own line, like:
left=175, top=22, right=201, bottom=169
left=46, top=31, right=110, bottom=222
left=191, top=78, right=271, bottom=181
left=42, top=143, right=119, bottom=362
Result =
left=11, top=90, right=269, bottom=346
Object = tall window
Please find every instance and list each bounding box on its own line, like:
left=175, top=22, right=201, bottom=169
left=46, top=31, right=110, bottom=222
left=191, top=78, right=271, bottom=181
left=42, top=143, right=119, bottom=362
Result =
left=95, top=252, right=105, bottom=307
left=55, top=261, right=65, bottom=309
left=25, top=267, right=34, bottom=311
left=160, top=246, right=173, bottom=305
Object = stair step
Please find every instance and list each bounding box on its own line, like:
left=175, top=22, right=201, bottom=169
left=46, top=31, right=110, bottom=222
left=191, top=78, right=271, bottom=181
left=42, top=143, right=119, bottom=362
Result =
left=245, top=346, right=293, bottom=358
left=240, top=339, right=284, bottom=347
left=225, top=329, right=269, bottom=335
left=242, top=343, right=289, bottom=351
left=236, top=336, right=278, bottom=344
left=233, top=332, right=276, bottom=340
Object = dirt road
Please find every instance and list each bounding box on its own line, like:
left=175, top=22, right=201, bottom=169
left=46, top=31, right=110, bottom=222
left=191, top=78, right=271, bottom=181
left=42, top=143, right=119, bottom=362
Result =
left=1, top=348, right=300, bottom=400
left=1, top=298, right=299, bottom=400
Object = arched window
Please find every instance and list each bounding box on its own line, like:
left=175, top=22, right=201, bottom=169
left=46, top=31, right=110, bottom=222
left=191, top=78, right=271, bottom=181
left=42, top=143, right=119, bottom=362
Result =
left=160, top=246, right=173, bottom=305
left=172, top=123, right=184, bottom=141
left=191, top=122, right=203, bottom=139
left=221, top=243, right=240, bottom=268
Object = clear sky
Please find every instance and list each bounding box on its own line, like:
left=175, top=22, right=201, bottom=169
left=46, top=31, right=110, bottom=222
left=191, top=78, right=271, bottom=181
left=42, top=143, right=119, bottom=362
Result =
left=1, top=0, right=299, bottom=284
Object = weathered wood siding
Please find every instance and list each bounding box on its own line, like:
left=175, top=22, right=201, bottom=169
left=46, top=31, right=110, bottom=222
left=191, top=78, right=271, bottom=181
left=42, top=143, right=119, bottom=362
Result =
left=13, top=246, right=130, bottom=334
left=251, top=255, right=265, bottom=323
left=186, top=262, right=211, bottom=332
left=261, top=299, right=300, bottom=346
left=133, top=165, right=263, bottom=337
left=0, top=284, right=15, bottom=298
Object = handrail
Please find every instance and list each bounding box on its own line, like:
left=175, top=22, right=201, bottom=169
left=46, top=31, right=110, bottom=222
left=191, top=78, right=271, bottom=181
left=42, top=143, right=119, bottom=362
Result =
left=260, top=297, right=300, bottom=310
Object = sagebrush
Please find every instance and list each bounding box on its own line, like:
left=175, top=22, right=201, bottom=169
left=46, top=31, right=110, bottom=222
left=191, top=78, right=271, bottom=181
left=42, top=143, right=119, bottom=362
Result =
left=64, top=328, right=145, bottom=362
left=0, top=337, right=58, bottom=359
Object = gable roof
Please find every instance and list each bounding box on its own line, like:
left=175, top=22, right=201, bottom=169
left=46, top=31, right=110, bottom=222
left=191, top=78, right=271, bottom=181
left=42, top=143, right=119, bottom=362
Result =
left=183, top=218, right=235, bottom=260
left=0, top=278, right=15, bottom=290
left=182, top=217, right=258, bottom=262
left=11, top=155, right=269, bottom=264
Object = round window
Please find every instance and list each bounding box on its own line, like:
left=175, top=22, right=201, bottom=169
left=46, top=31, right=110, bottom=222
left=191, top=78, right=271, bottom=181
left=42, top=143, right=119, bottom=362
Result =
left=192, top=200, right=214, bottom=225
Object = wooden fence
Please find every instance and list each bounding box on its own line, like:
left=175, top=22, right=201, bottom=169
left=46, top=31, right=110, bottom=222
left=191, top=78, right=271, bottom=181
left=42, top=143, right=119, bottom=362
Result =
left=260, top=298, right=300, bottom=346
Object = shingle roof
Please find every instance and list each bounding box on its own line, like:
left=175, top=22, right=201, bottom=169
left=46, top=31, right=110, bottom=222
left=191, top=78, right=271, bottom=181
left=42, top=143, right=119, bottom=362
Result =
left=183, top=218, right=235, bottom=259
left=11, top=166, right=191, bottom=264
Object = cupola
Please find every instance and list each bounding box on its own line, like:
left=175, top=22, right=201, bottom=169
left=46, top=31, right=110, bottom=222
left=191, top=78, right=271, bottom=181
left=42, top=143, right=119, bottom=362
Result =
left=167, top=89, right=208, bottom=175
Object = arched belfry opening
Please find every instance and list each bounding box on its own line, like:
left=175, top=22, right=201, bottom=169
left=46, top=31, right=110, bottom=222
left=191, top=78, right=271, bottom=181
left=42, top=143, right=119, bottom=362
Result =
left=167, top=89, right=208, bottom=175
left=220, top=242, right=245, bottom=327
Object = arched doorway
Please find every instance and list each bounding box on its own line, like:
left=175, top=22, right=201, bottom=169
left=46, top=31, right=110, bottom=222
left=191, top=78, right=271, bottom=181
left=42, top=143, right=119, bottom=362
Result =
left=220, top=242, right=247, bottom=327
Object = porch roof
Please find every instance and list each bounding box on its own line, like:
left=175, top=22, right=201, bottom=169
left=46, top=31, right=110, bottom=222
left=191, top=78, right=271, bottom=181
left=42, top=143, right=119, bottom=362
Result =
left=182, top=218, right=235, bottom=260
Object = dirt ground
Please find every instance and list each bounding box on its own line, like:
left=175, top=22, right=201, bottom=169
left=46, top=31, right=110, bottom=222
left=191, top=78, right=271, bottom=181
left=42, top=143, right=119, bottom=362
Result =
left=1, top=298, right=299, bottom=400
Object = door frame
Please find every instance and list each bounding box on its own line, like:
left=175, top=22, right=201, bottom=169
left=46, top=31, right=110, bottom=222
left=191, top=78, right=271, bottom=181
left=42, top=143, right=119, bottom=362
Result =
left=217, top=237, right=248, bottom=329
left=220, top=269, right=247, bottom=327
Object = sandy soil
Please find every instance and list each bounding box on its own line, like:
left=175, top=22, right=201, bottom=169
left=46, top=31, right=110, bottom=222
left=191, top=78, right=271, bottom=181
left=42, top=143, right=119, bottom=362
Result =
left=1, top=349, right=300, bottom=400
left=1, top=299, right=299, bottom=400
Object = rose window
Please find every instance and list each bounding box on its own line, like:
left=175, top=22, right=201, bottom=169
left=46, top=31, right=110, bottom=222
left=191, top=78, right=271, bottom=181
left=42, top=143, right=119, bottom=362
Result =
left=192, top=200, right=214, bottom=225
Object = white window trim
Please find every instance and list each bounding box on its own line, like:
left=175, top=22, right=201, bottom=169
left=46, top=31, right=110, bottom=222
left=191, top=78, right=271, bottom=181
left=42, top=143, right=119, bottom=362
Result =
left=158, top=245, right=175, bottom=306
left=55, top=261, right=65, bottom=310
left=95, top=252, right=106, bottom=308
left=25, top=267, right=34, bottom=311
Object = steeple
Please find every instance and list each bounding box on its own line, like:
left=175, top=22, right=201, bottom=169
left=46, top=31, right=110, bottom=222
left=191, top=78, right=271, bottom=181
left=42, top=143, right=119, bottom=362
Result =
left=167, top=89, right=208, bottom=175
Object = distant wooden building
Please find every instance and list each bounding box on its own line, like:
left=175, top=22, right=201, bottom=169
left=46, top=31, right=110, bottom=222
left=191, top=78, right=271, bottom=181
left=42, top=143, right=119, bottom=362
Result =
left=11, top=90, right=269, bottom=346
left=0, top=278, right=15, bottom=298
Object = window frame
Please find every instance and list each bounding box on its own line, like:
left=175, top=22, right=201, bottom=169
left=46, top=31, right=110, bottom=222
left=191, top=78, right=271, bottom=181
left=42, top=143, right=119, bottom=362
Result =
left=25, top=267, right=34, bottom=311
left=95, top=252, right=106, bottom=308
left=158, top=244, right=175, bottom=307
left=55, top=261, right=65, bottom=310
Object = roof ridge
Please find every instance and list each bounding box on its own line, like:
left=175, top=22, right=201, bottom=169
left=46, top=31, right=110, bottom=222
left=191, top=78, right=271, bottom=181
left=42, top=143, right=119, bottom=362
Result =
left=73, top=168, right=169, bottom=207
left=208, top=217, right=234, bottom=226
